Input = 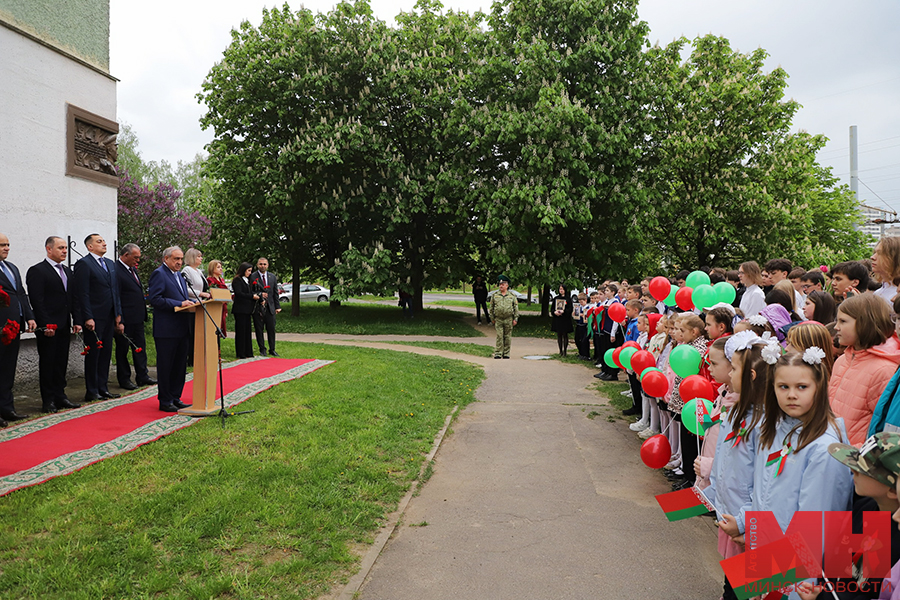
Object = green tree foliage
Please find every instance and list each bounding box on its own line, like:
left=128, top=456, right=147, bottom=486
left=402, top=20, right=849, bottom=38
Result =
left=466, top=0, right=655, bottom=297
left=642, top=35, right=871, bottom=269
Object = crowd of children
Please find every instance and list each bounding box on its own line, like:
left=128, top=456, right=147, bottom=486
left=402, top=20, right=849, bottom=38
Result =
left=554, top=239, right=900, bottom=599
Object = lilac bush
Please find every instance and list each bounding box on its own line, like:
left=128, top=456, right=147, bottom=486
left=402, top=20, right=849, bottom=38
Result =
left=117, top=169, right=211, bottom=282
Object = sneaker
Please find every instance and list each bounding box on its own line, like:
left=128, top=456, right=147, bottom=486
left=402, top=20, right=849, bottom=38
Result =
left=477, top=320, right=482, bottom=325
left=638, top=428, right=660, bottom=439
left=620, top=390, right=633, bottom=397
left=663, top=459, right=681, bottom=470
left=629, top=419, right=648, bottom=431
left=595, top=363, right=604, bottom=368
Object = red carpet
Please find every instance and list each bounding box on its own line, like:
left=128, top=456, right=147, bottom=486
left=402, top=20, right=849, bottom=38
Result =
left=0, top=357, right=331, bottom=496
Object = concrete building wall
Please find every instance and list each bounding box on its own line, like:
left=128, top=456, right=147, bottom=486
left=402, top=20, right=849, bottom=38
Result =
left=0, top=5, right=117, bottom=386
left=0, top=24, right=117, bottom=278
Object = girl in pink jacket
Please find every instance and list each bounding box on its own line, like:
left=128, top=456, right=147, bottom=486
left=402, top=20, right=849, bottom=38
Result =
left=830, top=294, right=900, bottom=446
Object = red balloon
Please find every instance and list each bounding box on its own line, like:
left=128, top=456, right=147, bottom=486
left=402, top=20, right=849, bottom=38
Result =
left=679, top=375, right=715, bottom=403
left=641, top=434, right=672, bottom=469
left=675, top=286, right=694, bottom=310
left=607, top=302, right=626, bottom=323
left=641, top=369, right=669, bottom=397
left=622, top=341, right=640, bottom=350
left=649, top=276, right=671, bottom=302
left=612, top=346, right=624, bottom=369
left=630, top=350, right=656, bottom=375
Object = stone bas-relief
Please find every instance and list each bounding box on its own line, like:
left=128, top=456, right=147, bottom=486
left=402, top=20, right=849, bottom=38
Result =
left=73, top=119, right=117, bottom=175
left=66, top=104, right=119, bottom=186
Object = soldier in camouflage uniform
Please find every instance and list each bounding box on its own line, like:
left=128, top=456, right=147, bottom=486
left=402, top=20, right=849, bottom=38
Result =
left=489, top=275, right=519, bottom=359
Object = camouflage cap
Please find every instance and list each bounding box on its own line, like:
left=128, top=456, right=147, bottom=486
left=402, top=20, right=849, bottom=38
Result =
left=828, top=432, right=900, bottom=488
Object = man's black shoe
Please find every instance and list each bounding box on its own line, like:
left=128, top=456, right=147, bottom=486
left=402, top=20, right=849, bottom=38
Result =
left=57, top=398, right=82, bottom=409
left=83, top=394, right=101, bottom=402
left=502, top=356, right=510, bottom=359
left=137, top=378, right=158, bottom=386
left=159, top=404, right=178, bottom=413
left=270, top=350, right=280, bottom=357
left=0, top=410, right=29, bottom=421
left=100, top=392, right=121, bottom=399
left=42, top=403, right=58, bottom=414
left=173, top=400, right=190, bottom=409
left=119, top=381, right=138, bottom=391
left=593, top=373, right=605, bottom=379
left=622, top=406, right=640, bottom=416
left=494, top=356, right=502, bottom=359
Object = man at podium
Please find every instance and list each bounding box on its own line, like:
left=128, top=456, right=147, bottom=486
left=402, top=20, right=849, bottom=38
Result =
left=148, top=246, right=195, bottom=412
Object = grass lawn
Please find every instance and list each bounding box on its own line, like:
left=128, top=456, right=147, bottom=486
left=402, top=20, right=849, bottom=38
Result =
left=385, top=341, right=494, bottom=358
left=511, top=314, right=555, bottom=339
left=273, top=303, right=483, bottom=337
left=1, top=342, right=484, bottom=599
left=429, top=299, right=541, bottom=312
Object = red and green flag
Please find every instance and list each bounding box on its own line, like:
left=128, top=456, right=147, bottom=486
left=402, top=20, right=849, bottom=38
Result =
left=720, top=537, right=806, bottom=600
left=655, top=487, right=715, bottom=521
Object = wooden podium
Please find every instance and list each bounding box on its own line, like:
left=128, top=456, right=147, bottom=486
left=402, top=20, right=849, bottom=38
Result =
left=175, top=288, right=231, bottom=416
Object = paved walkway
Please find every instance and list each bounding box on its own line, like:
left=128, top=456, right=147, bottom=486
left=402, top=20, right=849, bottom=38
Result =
left=282, top=333, right=725, bottom=600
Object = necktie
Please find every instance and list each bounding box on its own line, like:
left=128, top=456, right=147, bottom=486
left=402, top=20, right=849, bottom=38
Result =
left=56, top=263, right=67, bottom=291
left=99, top=257, right=108, bottom=272
left=1, top=262, right=15, bottom=290
left=131, top=267, right=140, bottom=285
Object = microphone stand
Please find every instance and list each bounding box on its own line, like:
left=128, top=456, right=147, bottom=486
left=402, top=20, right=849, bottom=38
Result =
left=181, top=272, right=253, bottom=428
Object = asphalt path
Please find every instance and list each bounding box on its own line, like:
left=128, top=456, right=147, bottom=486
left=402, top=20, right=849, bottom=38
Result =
left=288, top=331, right=724, bottom=600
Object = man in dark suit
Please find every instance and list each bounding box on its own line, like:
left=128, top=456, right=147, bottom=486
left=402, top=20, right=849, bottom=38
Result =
left=148, top=246, right=194, bottom=412
left=250, top=257, right=281, bottom=357
left=0, top=232, right=36, bottom=424
left=26, top=236, right=82, bottom=413
left=73, top=233, right=123, bottom=402
left=115, top=243, right=156, bottom=390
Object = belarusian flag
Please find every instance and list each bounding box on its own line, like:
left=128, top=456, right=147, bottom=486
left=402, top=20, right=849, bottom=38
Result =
left=720, top=537, right=805, bottom=600
left=655, top=487, right=713, bottom=521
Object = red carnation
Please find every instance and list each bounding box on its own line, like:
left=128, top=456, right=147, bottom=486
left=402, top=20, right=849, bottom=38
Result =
left=135, top=347, right=143, bottom=353
left=47, top=324, right=57, bottom=331
left=0, top=286, right=9, bottom=308
left=1, top=319, right=19, bottom=345
left=81, top=346, right=90, bottom=355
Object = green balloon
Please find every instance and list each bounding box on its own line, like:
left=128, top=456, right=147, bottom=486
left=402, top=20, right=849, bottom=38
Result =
left=685, top=270, right=711, bottom=289
left=682, top=398, right=715, bottom=436
left=604, top=348, right=617, bottom=369
left=664, top=287, right=678, bottom=307
left=640, top=366, right=662, bottom=381
left=619, top=347, right=637, bottom=371
left=715, top=281, right=736, bottom=305
left=692, top=284, right=718, bottom=310
left=670, top=344, right=702, bottom=378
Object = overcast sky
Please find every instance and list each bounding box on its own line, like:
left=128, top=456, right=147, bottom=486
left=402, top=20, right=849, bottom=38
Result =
left=110, top=0, right=900, bottom=214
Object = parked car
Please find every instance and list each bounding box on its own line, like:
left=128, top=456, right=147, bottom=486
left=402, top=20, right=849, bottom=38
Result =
left=486, top=289, right=537, bottom=304
left=279, top=284, right=330, bottom=303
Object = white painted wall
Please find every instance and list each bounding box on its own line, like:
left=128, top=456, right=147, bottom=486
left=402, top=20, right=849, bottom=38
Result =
left=0, top=25, right=117, bottom=387
left=0, top=24, right=117, bottom=273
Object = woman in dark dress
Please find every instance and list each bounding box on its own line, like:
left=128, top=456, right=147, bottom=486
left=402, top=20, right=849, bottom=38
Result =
left=551, top=284, right=574, bottom=356
left=231, top=262, right=258, bottom=359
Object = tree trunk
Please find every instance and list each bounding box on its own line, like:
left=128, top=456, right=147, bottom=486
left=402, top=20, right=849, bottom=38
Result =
left=413, top=284, right=424, bottom=314
left=329, top=279, right=341, bottom=308
left=527, top=285, right=532, bottom=303
left=291, top=261, right=301, bottom=316
left=540, top=283, right=551, bottom=318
